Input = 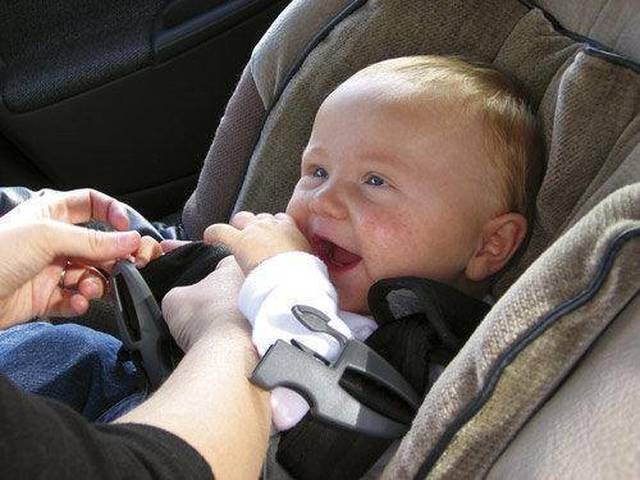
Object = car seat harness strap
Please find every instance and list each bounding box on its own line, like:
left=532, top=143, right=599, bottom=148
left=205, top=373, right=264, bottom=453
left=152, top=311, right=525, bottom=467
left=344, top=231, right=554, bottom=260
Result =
left=108, top=244, right=490, bottom=479
left=250, top=304, right=421, bottom=439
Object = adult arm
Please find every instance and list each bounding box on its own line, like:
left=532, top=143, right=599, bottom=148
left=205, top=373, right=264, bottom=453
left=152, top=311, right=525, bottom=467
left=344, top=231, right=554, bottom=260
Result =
left=0, top=257, right=269, bottom=480
left=0, top=374, right=210, bottom=479
left=0, top=191, right=270, bottom=478
left=120, top=256, right=271, bottom=479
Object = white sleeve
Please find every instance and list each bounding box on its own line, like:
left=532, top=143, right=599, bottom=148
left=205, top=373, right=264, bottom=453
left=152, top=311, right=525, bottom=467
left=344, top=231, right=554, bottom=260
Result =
left=239, top=251, right=378, bottom=432
left=238, top=251, right=371, bottom=360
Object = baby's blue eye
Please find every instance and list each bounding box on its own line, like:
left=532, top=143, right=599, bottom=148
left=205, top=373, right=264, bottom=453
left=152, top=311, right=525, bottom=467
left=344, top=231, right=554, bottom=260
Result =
left=365, top=174, right=385, bottom=186
left=313, top=167, right=328, bottom=178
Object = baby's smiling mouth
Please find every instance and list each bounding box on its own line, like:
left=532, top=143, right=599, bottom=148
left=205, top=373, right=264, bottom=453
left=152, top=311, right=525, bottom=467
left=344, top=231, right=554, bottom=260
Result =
left=311, top=235, right=362, bottom=273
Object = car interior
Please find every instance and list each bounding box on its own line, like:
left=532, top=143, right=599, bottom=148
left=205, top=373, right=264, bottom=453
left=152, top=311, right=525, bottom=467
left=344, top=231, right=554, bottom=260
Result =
left=1, top=0, right=639, bottom=478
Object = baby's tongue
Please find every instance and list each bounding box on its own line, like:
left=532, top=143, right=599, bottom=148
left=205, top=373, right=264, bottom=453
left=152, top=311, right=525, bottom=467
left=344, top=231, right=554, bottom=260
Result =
left=331, top=244, right=361, bottom=265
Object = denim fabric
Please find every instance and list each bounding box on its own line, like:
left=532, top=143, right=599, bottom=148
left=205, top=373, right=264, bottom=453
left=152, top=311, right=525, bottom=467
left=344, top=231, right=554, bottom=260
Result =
left=95, top=391, right=146, bottom=423
left=0, top=322, right=145, bottom=421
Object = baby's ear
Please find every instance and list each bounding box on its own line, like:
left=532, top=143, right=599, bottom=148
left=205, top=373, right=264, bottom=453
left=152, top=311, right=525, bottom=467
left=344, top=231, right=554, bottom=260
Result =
left=464, top=213, right=527, bottom=282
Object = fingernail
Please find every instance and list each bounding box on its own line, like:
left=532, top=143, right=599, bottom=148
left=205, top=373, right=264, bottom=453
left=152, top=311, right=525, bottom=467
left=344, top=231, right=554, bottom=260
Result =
left=84, top=279, right=100, bottom=296
left=117, top=231, right=140, bottom=249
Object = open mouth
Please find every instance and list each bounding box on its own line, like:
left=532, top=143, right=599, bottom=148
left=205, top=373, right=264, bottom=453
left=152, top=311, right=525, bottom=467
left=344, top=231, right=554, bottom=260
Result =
left=311, top=235, right=362, bottom=273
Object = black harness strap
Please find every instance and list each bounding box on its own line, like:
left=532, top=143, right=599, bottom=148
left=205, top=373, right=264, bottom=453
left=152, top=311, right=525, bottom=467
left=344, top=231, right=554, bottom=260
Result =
left=133, top=247, right=490, bottom=479
left=275, top=277, right=490, bottom=480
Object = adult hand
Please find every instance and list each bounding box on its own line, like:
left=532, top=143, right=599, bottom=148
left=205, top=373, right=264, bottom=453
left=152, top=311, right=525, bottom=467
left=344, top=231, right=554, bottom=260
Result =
left=204, top=211, right=311, bottom=275
left=0, top=189, right=141, bottom=329
left=162, top=255, right=248, bottom=352
left=125, top=256, right=269, bottom=480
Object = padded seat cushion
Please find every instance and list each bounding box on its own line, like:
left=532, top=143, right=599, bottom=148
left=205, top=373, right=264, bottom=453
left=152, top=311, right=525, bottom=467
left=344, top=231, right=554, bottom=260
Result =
left=183, top=0, right=640, bottom=299
left=486, top=291, right=640, bottom=479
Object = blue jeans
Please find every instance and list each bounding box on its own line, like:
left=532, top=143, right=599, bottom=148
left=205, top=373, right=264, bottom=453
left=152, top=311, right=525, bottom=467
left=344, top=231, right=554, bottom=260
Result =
left=0, top=322, right=145, bottom=422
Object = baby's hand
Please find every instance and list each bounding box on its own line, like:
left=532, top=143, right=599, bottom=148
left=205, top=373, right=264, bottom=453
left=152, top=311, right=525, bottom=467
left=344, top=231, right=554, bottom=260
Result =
left=204, top=211, right=311, bottom=275
left=132, top=235, right=163, bottom=268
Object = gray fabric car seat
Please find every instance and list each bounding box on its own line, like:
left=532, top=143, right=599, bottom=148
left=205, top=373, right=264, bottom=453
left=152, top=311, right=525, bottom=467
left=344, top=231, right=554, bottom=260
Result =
left=181, top=0, right=640, bottom=478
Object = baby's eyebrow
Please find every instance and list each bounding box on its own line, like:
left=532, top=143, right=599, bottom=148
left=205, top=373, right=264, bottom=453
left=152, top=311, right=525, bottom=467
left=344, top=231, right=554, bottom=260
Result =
left=302, top=145, right=328, bottom=160
left=360, top=150, right=410, bottom=170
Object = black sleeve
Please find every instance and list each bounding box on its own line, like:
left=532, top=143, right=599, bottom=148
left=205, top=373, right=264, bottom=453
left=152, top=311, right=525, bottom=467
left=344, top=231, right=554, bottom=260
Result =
left=0, top=374, right=213, bottom=480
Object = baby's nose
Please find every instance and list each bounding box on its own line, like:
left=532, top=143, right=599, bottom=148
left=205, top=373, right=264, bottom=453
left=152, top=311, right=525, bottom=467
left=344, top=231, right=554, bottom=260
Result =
left=310, top=184, right=348, bottom=220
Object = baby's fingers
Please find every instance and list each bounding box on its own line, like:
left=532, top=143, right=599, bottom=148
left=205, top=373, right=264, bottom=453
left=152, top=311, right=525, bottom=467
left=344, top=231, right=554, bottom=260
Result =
left=230, top=211, right=256, bottom=230
left=51, top=265, right=107, bottom=316
left=133, top=236, right=163, bottom=268
left=76, top=268, right=108, bottom=300
left=160, top=239, right=191, bottom=253
left=60, top=263, right=107, bottom=300
left=204, top=223, right=241, bottom=248
left=274, top=213, right=296, bottom=224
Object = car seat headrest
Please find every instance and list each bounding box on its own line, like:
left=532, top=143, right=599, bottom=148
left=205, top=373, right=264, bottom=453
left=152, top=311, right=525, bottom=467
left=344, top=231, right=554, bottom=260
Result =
left=183, top=0, right=640, bottom=298
left=535, top=0, right=640, bottom=65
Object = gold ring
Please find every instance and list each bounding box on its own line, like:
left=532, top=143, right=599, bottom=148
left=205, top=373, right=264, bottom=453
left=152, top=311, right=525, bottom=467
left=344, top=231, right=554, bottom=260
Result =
left=58, top=261, right=72, bottom=289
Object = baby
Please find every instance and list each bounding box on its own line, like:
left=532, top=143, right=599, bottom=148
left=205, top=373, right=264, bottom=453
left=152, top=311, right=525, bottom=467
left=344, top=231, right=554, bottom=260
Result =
left=206, top=55, right=542, bottom=430
left=0, top=56, right=541, bottom=430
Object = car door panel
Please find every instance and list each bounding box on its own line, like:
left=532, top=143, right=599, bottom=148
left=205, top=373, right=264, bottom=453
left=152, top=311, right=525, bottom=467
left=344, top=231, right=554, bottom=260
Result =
left=0, top=0, right=290, bottom=219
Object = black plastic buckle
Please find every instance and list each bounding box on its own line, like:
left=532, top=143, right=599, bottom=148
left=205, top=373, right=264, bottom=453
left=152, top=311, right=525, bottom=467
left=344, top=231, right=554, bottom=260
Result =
left=110, top=260, right=179, bottom=390
left=250, top=305, right=420, bottom=439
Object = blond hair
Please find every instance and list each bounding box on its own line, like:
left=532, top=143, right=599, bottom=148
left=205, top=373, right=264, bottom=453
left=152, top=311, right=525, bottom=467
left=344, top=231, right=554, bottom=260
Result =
left=352, top=55, right=543, bottom=222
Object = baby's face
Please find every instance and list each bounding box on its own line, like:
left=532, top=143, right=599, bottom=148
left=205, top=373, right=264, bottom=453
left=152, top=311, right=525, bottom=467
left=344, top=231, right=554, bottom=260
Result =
left=286, top=76, right=502, bottom=313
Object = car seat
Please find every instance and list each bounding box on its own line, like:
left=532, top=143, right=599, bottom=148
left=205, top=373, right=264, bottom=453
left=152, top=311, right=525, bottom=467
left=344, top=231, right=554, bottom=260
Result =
left=178, top=0, right=640, bottom=477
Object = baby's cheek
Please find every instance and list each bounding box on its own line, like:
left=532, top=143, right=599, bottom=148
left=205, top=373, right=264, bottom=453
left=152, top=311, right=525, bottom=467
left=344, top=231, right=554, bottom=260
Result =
left=360, top=211, right=409, bottom=248
left=362, top=214, right=447, bottom=281
left=285, top=191, right=307, bottom=224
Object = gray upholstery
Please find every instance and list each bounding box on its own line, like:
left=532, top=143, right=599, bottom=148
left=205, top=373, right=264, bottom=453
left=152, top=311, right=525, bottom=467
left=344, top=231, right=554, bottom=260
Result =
left=384, top=184, right=640, bottom=478
left=495, top=46, right=640, bottom=295
left=487, top=292, right=640, bottom=479
left=251, top=0, right=353, bottom=110
left=179, top=0, right=640, bottom=478
left=182, top=65, right=267, bottom=235
left=538, top=0, right=640, bottom=64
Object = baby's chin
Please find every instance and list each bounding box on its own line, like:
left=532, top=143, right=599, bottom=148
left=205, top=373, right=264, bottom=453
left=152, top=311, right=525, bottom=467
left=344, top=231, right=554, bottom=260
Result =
left=329, top=264, right=371, bottom=313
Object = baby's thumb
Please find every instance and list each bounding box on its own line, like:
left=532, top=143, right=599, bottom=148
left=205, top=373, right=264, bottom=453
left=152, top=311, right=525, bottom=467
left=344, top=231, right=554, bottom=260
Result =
left=204, top=223, right=240, bottom=248
left=46, top=222, right=141, bottom=263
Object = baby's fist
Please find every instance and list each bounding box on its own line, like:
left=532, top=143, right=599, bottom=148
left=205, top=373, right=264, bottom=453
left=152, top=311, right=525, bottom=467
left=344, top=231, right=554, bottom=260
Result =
left=204, top=212, right=311, bottom=274
left=133, top=235, right=163, bottom=268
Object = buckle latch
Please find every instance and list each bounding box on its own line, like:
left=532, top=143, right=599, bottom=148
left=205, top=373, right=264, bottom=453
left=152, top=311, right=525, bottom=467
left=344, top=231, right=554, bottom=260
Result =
left=250, top=305, right=420, bottom=438
left=110, top=260, right=179, bottom=390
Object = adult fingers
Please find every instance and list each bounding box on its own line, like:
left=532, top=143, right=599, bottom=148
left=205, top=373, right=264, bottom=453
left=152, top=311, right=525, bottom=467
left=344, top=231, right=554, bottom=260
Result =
left=204, top=223, right=241, bottom=248
left=0, top=222, right=138, bottom=299
left=44, top=222, right=141, bottom=263
left=59, top=189, right=130, bottom=231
